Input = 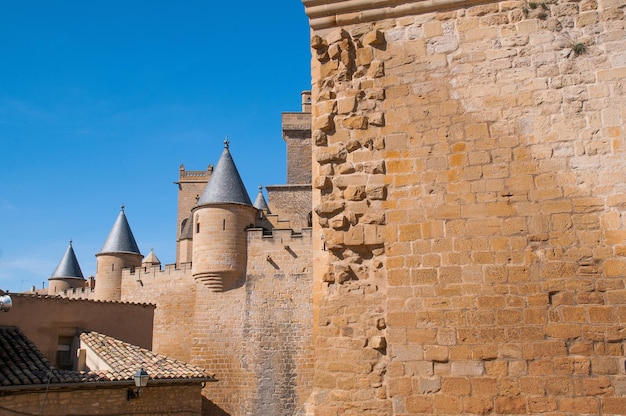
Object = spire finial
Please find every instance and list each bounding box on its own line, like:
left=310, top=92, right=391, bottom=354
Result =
left=121, top=203, right=125, bottom=212
left=224, top=136, right=230, bottom=149
left=69, top=239, right=73, bottom=246
left=258, top=184, right=263, bottom=191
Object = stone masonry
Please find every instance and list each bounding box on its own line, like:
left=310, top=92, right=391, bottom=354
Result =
left=304, top=0, right=626, bottom=414
left=115, top=95, right=315, bottom=415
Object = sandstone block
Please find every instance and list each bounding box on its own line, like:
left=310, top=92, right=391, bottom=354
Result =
left=342, top=115, right=368, bottom=130
left=434, top=395, right=462, bottom=413
left=451, top=361, right=484, bottom=376
left=337, top=96, right=356, bottom=114
left=441, top=376, right=470, bottom=395
left=314, top=113, right=335, bottom=132
left=362, top=30, right=384, bottom=47
left=464, top=397, right=495, bottom=414
left=369, top=60, right=385, bottom=78
left=405, top=396, right=433, bottom=413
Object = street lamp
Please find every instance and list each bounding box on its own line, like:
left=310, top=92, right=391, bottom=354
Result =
left=127, top=368, right=149, bottom=400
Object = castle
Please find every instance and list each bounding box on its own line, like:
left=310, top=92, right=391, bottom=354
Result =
left=45, top=92, right=315, bottom=415
left=26, top=0, right=626, bottom=414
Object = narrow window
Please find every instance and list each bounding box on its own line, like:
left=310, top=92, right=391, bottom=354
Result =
left=223, top=219, right=226, bottom=231
left=111, top=264, right=115, bottom=271
left=196, top=223, right=200, bottom=233
left=56, top=335, right=74, bottom=370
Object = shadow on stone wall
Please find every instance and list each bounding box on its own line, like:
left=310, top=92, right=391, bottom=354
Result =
left=202, top=397, right=230, bottom=416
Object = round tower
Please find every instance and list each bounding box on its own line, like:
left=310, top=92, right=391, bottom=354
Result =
left=192, top=140, right=257, bottom=292
left=48, top=240, right=85, bottom=295
left=94, top=205, right=143, bottom=301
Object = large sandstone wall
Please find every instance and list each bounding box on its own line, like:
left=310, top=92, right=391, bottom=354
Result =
left=306, top=0, right=626, bottom=414
left=193, top=229, right=314, bottom=416
left=120, top=264, right=197, bottom=362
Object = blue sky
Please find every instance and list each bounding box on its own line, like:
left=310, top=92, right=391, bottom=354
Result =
left=0, top=2, right=312, bottom=292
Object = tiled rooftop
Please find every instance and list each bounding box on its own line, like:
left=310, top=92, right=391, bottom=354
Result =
left=0, top=326, right=215, bottom=388
left=11, top=292, right=156, bottom=307
left=0, top=326, right=100, bottom=386
left=80, top=331, right=214, bottom=381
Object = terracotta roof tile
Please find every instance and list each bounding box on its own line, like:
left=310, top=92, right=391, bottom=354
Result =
left=0, top=327, right=215, bottom=389
left=0, top=326, right=100, bottom=386
left=80, top=331, right=214, bottom=381
left=11, top=292, right=156, bottom=307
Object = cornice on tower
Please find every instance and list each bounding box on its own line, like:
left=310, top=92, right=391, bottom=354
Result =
left=302, top=0, right=501, bottom=30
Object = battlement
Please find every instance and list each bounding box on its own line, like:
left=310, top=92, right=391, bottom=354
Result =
left=122, top=262, right=191, bottom=278
left=58, top=287, right=94, bottom=300
left=282, top=112, right=311, bottom=134
left=247, top=226, right=312, bottom=242
left=177, top=165, right=213, bottom=182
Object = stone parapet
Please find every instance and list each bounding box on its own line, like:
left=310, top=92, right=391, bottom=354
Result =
left=283, top=112, right=312, bottom=132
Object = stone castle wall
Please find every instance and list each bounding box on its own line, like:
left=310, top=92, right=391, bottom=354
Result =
left=121, top=263, right=197, bottom=362
left=119, top=228, right=314, bottom=416
left=267, top=185, right=313, bottom=231
left=284, top=111, right=313, bottom=185
left=194, top=228, right=314, bottom=416
left=306, top=0, right=626, bottom=414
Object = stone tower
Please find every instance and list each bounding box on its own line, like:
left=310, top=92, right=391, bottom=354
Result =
left=48, top=240, right=85, bottom=295
left=191, top=140, right=257, bottom=292
left=265, top=90, right=313, bottom=231
left=283, top=90, right=312, bottom=185
left=175, top=164, right=213, bottom=265
left=94, top=206, right=142, bottom=301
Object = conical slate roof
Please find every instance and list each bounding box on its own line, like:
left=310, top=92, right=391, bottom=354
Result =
left=253, top=186, right=270, bottom=213
left=50, top=241, right=84, bottom=280
left=98, top=206, right=141, bottom=255
left=197, top=140, right=252, bottom=206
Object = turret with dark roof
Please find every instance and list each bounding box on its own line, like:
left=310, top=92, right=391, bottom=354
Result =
left=98, top=205, right=141, bottom=255
left=197, top=139, right=252, bottom=206
left=253, top=185, right=271, bottom=213
left=48, top=241, right=86, bottom=295
left=192, top=140, right=257, bottom=292
left=94, top=206, right=143, bottom=301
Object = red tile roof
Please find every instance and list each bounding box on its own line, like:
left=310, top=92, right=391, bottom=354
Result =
left=0, top=326, right=215, bottom=389
left=0, top=326, right=100, bottom=386
left=79, top=331, right=214, bottom=381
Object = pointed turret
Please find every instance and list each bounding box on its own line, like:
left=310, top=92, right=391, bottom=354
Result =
left=253, top=185, right=271, bottom=213
left=192, top=139, right=257, bottom=292
left=94, top=205, right=143, bottom=301
left=48, top=241, right=86, bottom=295
left=142, top=249, right=161, bottom=268
left=98, top=205, right=141, bottom=255
left=197, top=140, right=252, bottom=206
